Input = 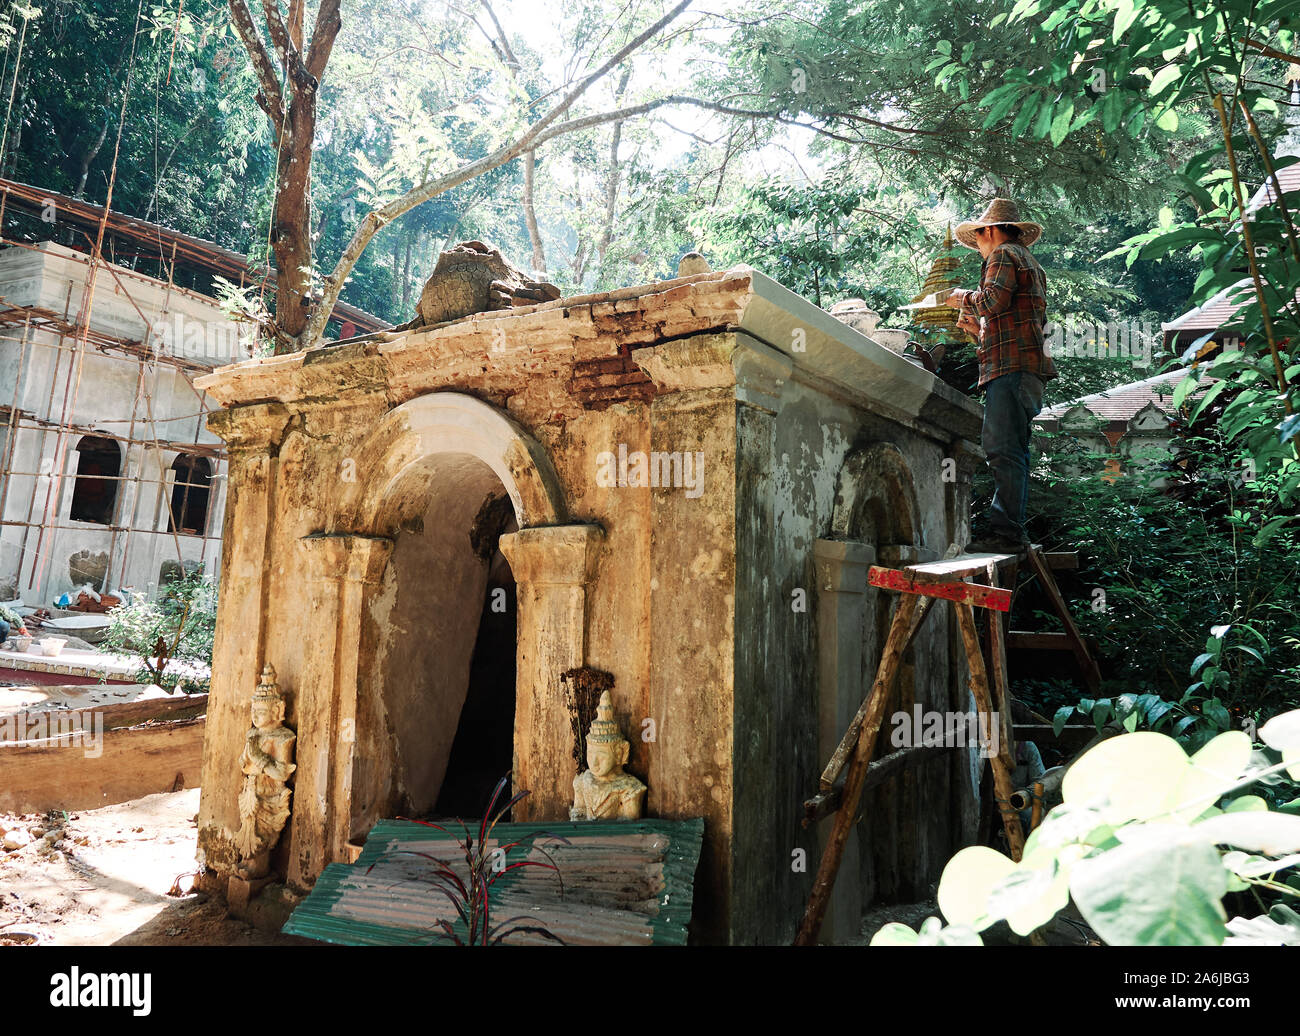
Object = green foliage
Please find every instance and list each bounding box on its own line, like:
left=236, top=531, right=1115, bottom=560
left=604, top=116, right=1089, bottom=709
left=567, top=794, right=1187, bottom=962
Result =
left=958, top=0, right=1300, bottom=508
left=1021, top=423, right=1300, bottom=725
left=101, top=567, right=216, bottom=694
left=876, top=711, right=1300, bottom=946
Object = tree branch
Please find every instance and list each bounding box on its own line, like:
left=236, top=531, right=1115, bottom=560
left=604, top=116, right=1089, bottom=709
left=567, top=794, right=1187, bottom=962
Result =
left=305, top=0, right=342, bottom=81
left=261, top=0, right=312, bottom=89
left=227, top=0, right=285, bottom=123
left=299, top=0, right=696, bottom=346
left=287, top=0, right=304, bottom=51
left=478, top=0, right=521, bottom=72
left=1240, top=37, right=1300, bottom=65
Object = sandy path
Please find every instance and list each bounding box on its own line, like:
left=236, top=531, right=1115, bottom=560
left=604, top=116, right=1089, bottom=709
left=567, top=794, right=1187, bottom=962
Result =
left=0, top=788, right=301, bottom=945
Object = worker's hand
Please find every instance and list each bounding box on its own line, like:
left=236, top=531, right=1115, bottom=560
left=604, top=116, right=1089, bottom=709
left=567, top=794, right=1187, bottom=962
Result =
left=958, top=312, right=980, bottom=336
left=944, top=289, right=966, bottom=308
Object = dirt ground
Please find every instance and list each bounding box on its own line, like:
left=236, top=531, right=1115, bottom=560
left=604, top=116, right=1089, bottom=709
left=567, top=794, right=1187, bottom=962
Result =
left=0, top=788, right=302, bottom=946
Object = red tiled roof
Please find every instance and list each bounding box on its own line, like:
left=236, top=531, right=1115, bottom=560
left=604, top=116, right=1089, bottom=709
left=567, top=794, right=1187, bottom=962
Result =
left=1037, top=367, right=1212, bottom=425
left=1161, top=280, right=1254, bottom=336
left=1246, top=159, right=1300, bottom=215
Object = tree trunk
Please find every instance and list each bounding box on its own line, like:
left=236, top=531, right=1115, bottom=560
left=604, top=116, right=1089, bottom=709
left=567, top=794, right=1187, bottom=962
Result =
left=594, top=69, right=632, bottom=274
left=74, top=115, right=110, bottom=199
left=271, top=94, right=316, bottom=343
left=402, top=228, right=415, bottom=313
left=523, top=149, right=546, bottom=275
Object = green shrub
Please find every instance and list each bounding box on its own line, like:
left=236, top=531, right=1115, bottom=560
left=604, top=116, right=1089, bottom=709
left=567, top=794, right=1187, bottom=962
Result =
left=101, top=567, right=216, bottom=694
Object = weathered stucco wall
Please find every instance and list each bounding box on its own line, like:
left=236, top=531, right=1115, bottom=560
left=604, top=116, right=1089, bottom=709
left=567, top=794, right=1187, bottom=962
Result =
left=194, top=266, right=983, bottom=944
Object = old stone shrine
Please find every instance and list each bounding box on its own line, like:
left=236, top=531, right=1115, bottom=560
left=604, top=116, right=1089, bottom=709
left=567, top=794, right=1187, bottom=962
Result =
left=193, top=255, right=987, bottom=944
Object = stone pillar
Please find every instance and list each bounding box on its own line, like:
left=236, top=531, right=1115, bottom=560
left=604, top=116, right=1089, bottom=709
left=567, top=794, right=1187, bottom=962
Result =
left=633, top=330, right=790, bottom=943
left=498, top=524, right=603, bottom=822
left=290, top=532, right=393, bottom=889
left=196, top=403, right=291, bottom=879
left=813, top=538, right=874, bottom=944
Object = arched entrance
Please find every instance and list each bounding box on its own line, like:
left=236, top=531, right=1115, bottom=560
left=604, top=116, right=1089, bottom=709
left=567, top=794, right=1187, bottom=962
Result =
left=289, top=393, right=600, bottom=885
left=814, top=443, right=927, bottom=933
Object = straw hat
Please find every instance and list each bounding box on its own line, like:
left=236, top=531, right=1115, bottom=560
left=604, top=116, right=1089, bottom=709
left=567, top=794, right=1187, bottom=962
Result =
left=954, top=198, right=1042, bottom=249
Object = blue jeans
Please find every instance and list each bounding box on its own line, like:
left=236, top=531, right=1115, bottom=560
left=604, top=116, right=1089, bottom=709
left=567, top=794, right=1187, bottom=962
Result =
left=981, top=371, right=1044, bottom=539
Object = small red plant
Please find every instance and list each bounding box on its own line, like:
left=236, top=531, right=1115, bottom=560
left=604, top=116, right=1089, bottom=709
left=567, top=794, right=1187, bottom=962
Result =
left=372, top=774, right=567, bottom=946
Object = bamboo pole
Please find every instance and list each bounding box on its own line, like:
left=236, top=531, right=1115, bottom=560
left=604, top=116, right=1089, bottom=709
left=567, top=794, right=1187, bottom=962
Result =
left=955, top=602, right=1025, bottom=862
left=1211, top=91, right=1293, bottom=414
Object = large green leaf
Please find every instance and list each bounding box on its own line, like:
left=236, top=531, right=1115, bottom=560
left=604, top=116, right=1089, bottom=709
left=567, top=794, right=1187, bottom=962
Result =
left=869, top=917, right=983, bottom=946
left=937, top=845, right=1016, bottom=931
left=1062, top=731, right=1189, bottom=823
left=1112, top=0, right=1139, bottom=43
left=1050, top=99, right=1075, bottom=146
left=1069, top=839, right=1228, bottom=945
left=1195, top=812, right=1300, bottom=855
left=1174, top=730, right=1252, bottom=821
left=988, top=853, right=1079, bottom=935
left=1260, top=710, right=1300, bottom=753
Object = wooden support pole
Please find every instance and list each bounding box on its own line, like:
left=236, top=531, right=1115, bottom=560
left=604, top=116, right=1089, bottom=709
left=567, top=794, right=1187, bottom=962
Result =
left=804, top=743, right=956, bottom=826
left=1024, top=546, right=1101, bottom=691
left=819, top=594, right=935, bottom=792
left=794, top=593, right=918, bottom=946
left=986, top=568, right=1017, bottom=773
left=955, top=601, right=1025, bottom=862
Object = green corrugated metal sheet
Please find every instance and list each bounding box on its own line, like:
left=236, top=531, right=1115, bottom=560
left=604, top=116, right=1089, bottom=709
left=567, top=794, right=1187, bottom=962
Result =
left=283, top=817, right=704, bottom=946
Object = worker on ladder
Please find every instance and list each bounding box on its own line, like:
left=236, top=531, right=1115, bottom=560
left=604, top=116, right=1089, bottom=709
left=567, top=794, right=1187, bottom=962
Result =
left=945, top=198, right=1057, bottom=554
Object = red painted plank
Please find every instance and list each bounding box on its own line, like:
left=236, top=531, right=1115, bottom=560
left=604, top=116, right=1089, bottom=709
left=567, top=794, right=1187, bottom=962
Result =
left=868, top=565, right=1012, bottom=612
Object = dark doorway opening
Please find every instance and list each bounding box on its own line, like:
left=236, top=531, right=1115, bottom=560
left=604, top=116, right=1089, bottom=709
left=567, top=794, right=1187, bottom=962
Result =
left=69, top=435, right=120, bottom=524
left=434, top=558, right=517, bottom=820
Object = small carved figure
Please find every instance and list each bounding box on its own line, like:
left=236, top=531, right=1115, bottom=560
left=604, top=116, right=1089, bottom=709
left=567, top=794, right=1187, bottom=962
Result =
left=571, top=691, right=646, bottom=821
left=235, top=665, right=296, bottom=879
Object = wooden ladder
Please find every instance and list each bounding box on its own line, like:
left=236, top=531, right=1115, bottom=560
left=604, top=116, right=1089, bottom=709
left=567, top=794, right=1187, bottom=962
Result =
left=793, top=543, right=1098, bottom=946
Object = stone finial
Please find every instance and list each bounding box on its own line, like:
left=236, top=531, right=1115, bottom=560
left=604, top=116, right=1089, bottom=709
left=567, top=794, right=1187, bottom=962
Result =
left=570, top=691, right=646, bottom=821
left=829, top=298, right=881, bottom=336
left=677, top=251, right=712, bottom=277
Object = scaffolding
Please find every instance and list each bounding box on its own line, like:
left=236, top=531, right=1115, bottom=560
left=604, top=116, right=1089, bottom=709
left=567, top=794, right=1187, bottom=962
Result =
left=0, top=210, right=229, bottom=601
left=0, top=171, right=387, bottom=604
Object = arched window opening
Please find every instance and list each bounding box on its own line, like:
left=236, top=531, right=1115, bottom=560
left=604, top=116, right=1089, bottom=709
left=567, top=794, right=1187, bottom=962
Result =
left=169, top=455, right=212, bottom=535
left=69, top=435, right=120, bottom=525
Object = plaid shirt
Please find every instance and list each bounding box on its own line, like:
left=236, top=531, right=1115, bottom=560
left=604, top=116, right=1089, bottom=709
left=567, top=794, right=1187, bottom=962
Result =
left=953, top=242, right=1056, bottom=388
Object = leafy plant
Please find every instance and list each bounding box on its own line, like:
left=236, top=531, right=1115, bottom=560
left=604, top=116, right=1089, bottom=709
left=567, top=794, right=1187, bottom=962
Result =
left=1020, top=423, right=1300, bottom=722
left=874, top=707, right=1300, bottom=946
left=101, top=567, right=216, bottom=694
left=376, top=775, right=567, bottom=946
left=1051, top=688, right=1247, bottom=752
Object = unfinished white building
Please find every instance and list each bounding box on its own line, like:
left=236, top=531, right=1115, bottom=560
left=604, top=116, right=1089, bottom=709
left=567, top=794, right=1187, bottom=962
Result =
left=0, top=239, right=241, bottom=605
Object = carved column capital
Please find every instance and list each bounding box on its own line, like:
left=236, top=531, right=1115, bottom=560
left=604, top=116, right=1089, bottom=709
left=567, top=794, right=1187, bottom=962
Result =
left=813, top=538, right=876, bottom=594
left=207, top=402, right=293, bottom=456
left=498, top=523, right=604, bottom=586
